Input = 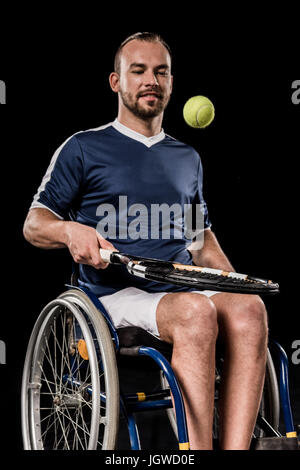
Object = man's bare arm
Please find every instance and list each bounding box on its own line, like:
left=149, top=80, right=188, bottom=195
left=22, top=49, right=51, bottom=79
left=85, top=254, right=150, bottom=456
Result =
left=23, top=208, right=115, bottom=269
left=23, top=208, right=69, bottom=249
left=188, top=229, right=235, bottom=272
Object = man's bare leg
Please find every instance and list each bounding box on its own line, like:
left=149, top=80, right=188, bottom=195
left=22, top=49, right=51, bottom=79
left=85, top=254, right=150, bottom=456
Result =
left=156, top=292, right=218, bottom=450
left=211, top=293, right=268, bottom=450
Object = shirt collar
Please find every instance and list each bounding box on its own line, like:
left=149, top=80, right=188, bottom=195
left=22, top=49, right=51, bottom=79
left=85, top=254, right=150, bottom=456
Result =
left=112, top=118, right=165, bottom=148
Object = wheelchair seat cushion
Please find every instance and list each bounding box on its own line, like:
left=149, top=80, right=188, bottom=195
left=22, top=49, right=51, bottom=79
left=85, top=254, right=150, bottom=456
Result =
left=117, top=326, right=173, bottom=360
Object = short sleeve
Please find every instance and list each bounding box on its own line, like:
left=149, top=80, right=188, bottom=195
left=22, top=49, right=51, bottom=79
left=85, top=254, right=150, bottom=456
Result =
left=30, top=135, right=84, bottom=219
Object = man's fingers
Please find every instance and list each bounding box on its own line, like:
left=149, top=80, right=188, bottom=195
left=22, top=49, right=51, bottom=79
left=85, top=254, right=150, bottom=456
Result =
left=94, top=235, right=115, bottom=269
left=90, top=250, right=109, bottom=270
left=95, top=231, right=116, bottom=250
left=73, top=247, right=109, bottom=270
left=95, top=231, right=118, bottom=267
left=67, top=225, right=115, bottom=270
left=92, top=255, right=109, bottom=269
left=72, top=230, right=117, bottom=269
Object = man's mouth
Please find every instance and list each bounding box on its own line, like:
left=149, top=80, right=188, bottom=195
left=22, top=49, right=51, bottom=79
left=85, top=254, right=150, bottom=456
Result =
left=138, top=91, right=162, bottom=101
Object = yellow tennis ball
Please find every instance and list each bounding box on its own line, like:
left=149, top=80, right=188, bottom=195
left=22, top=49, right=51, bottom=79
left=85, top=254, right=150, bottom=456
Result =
left=183, top=95, right=215, bottom=129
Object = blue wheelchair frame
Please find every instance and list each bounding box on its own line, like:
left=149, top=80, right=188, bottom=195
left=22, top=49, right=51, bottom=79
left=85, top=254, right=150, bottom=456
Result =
left=67, top=284, right=297, bottom=449
left=74, top=286, right=188, bottom=449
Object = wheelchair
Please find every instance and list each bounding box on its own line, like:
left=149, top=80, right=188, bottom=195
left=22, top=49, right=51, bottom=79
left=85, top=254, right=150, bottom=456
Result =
left=21, top=281, right=297, bottom=450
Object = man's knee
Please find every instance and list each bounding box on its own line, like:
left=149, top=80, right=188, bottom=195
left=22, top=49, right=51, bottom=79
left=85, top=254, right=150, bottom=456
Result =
left=230, top=295, right=268, bottom=342
left=158, top=292, right=218, bottom=344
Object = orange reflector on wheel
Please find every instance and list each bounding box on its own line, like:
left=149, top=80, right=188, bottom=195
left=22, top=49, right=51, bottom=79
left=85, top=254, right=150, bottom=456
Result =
left=78, top=339, right=89, bottom=360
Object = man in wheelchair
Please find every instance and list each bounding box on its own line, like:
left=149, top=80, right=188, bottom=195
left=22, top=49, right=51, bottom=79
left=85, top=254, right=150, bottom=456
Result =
left=23, top=33, right=272, bottom=450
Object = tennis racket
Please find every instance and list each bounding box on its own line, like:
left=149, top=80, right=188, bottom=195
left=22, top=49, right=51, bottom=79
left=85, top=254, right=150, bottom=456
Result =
left=100, top=249, right=279, bottom=295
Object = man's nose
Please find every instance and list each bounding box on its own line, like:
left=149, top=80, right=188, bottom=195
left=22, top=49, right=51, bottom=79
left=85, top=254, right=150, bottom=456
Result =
left=143, top=70, right=159, bottom=86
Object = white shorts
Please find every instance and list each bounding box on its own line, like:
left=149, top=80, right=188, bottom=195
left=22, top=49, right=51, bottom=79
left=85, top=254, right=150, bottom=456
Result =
left=99, top=287, right=221, bottom=337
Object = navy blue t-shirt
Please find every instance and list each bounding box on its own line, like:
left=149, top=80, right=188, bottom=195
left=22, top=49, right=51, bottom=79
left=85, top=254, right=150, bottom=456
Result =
left=31, top=119, right=211, bottom=296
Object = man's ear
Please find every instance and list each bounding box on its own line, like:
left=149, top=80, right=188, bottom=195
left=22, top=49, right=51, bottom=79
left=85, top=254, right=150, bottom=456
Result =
left=109, top=72, right=120, bottom=93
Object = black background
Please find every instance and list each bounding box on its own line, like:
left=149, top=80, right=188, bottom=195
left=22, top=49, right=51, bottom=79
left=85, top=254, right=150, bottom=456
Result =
left=0, top=23, right=299, bottom=457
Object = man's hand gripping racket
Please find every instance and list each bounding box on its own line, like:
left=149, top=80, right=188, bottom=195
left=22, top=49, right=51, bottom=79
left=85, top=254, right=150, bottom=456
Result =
left=100, top=250, right=279, bottom=295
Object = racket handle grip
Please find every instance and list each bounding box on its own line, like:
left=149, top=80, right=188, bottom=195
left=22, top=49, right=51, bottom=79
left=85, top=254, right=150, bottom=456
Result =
left=100, top=249, right=114, bottom=263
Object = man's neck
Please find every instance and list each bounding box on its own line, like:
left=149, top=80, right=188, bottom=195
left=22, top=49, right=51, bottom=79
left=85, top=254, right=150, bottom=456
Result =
left=117, top=107, right=163, bottom=138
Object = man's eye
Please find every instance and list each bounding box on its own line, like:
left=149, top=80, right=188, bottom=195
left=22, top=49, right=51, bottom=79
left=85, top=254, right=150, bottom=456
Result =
left=132, top=70, right=144, bottom=74
left=156, top=69, right=169, bottom=76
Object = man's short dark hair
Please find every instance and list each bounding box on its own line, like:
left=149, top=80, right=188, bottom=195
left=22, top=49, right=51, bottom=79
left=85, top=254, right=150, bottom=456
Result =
left=114, top=32, right=172, bottom=75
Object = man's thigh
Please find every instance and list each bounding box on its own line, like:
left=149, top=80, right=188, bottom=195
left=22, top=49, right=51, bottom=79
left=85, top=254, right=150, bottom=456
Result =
left=99, top=287, right=166, bottom=337
left=99, top=287, right=221, bottom=340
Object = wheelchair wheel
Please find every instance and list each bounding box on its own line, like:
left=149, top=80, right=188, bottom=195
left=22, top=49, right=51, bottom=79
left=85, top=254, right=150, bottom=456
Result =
left=254, top=348, right=280, bottom=437
left=21, top=289, right=119, bottom=450
left=160, top=347, right=280, bottom=442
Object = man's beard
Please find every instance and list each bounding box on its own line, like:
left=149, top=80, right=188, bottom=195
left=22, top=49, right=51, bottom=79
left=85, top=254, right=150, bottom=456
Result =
left=119, top=89, right=170, bottom=119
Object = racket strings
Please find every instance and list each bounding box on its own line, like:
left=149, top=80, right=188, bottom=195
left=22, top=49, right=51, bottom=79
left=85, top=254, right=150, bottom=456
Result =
left=138, top=265, right=278, bottom=292
left=172, top=269, right=252, bottom=284
left=138, top=264, right=252, bottom=284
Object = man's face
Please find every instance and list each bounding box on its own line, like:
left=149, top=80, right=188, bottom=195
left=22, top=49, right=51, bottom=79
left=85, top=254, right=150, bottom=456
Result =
left=117, top=40, right=173, bottom=119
